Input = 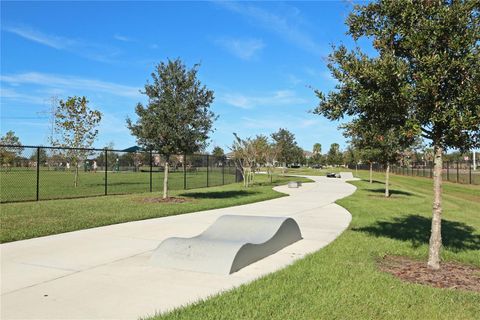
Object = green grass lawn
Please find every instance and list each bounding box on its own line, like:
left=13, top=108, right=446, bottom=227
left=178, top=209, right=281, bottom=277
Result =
left=149, top=171, right=480, bottom=320
left=0, top=174, right=310, bottom=243
left=0, top=167, right=237, bottom=202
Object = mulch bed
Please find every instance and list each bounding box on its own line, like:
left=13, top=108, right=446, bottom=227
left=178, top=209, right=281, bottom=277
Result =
left=135, top=196, right=190, bottom=204
left=378, top=255, right=480, bottom=292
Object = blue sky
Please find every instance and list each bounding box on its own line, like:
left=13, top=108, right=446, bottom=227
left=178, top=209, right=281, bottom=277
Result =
left=1, top=1, right=370, bottom=153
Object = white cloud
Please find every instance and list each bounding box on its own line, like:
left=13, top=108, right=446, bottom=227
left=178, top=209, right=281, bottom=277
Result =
left=1, top=72, right=141, bottom=99
left=217, top=2, right=324, bottom=56
left=3, top=25, right=120, bottom=63
left=218, top=89, right=308, bottom=109
left=215, top=37, right=265, bottom=60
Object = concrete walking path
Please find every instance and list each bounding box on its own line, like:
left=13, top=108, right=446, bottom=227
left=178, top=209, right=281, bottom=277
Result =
left=1, top=176, right=357, bottom=319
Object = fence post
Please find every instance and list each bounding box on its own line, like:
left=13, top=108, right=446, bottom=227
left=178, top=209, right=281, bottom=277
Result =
left=456, top=161, right=459, bottom=183
left=447, top=161, right=450, bottom=181
left=150, top=150, right=153, bottom=192
left=36, top=147, right=40, bottom=201
left=104, top=149, right=108, bottom=195
left=183, top=154, right=187, bottom=190
left=206, top=155, right=209, bottom=187
left=469, top=160, right=472, bottom=184
left=222, top=159, right=225, bottom=185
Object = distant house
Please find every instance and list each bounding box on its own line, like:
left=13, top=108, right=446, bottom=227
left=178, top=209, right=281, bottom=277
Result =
left=303, top=150, right=313, bottom=159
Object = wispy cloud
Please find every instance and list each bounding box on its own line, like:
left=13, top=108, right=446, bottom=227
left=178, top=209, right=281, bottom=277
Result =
left=239, top=115, right=320, bottom=130
left=113, top=34, right=132, bottom=42
left=214, top=37, right=265, bottom=60
left=286, top=73, right=303, bottom=86
left=0, top=87, right=47, bottom=105
left=217, top=1, right=324, bottom=56
left=3, top=25, right=120, bottom=63
left=218, top=89, right=308, bottom=109
left=1, top=72, right=141, bottom=99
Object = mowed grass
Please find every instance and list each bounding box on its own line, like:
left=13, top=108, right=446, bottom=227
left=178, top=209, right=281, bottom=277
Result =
left=149, top=171, right=480, bottom=320
left=0, top=167, right=237, bottom=202
left=0, top=174, right=311, bottom=243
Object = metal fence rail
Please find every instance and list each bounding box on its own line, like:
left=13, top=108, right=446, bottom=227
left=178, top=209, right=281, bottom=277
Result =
left=350, top=160, right=479, bottom=185
left=0, top=145, right=241, bottom=203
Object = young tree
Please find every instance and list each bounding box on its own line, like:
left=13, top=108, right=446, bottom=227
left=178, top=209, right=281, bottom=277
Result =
left=0, top=131, right=23, bottom=168
left=127, top=58, right=216, bottom=199
left=230, top=134, right=272, bottom=186
left=318, top=1, right=480, bottom=269
left=231, top=133, right=255, bottom=187
left=342, top=118, right=414, bottom=196
left=52, top=96, right=102, bottom=186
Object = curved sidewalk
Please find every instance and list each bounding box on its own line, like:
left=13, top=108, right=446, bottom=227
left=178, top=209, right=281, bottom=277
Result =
left=1, top=176, right=357, bottom=320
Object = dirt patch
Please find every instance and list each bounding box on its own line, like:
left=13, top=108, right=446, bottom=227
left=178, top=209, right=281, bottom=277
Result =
left=378, top=255, right=480, bottom=292
left=135, top=197, right=190, bottom=204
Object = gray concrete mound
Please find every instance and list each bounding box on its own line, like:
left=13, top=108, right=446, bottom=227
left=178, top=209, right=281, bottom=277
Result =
left=339, top=172, right=354, bottom=179
left=151, top=215, right=302, bottom=274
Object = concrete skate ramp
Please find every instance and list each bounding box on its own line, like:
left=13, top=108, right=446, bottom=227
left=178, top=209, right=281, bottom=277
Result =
left=340, top=172, right=354, bottom=179
left=151, top=215, right=302, bottom=274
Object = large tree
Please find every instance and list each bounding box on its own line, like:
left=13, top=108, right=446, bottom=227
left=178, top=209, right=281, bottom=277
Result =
left=326, top=143, right=343, bottom=167
left=212, top=146, right=225, bottom=159
left=317, top=0, right=480, bottom=269
left=271, top=128, right=299, bottom=167
left=127, top=58, right=216, bottom=199
left=313, top=143, right=322, bottom=155
left=52, top=96, right=102, bottom=187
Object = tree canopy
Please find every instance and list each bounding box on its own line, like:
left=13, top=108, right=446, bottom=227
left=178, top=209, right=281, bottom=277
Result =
left=127, top=58, right=216, bottom=198
left=271, top=128, right=300, bottom=166
left=314, top=0, right=480, bottom=270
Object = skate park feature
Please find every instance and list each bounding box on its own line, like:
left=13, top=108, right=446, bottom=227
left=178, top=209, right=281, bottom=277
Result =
left=151, top=215, right=303, bottom=274
left=288, top=181, right=302, bottom=188
left=339, top=172, right=354, bottom=179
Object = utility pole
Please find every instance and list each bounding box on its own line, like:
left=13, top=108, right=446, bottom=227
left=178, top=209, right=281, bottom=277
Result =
left=37, top=96, right=58, bottom=145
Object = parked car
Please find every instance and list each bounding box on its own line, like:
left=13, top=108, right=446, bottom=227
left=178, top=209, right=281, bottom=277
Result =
left=311, top=164, right=323, bottom=169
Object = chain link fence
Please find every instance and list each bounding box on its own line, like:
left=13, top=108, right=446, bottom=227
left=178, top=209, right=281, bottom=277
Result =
left=350, top=160, right=479, bottom=185
left=0, top=145, right=241, bottom=203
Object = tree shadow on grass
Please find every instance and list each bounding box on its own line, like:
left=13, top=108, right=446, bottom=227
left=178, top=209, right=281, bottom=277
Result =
left=353, top=214, right=480, bottom=252
left=361, top=179, right=384, bottom=185
left=368, top=188, right=415, bottom=196
left=179, top=190, right=259, bottom=199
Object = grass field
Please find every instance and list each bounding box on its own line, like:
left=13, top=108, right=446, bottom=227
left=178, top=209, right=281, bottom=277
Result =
left=0, top=174, right=311, bottom=243
left=149, top=171, right=480, bottom=320
left=0, top=167, right=237, bottom=203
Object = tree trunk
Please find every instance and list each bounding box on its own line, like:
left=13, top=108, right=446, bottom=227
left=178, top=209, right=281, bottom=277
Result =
left=385, top=162, right=390, bottom=197
left=369, top=162, right=373, bottom=183
left=74, top=164, right=79, bottom=187
left=163, top=161, right=169, bottom=199
left=428, top=145, right=443, bottom=270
